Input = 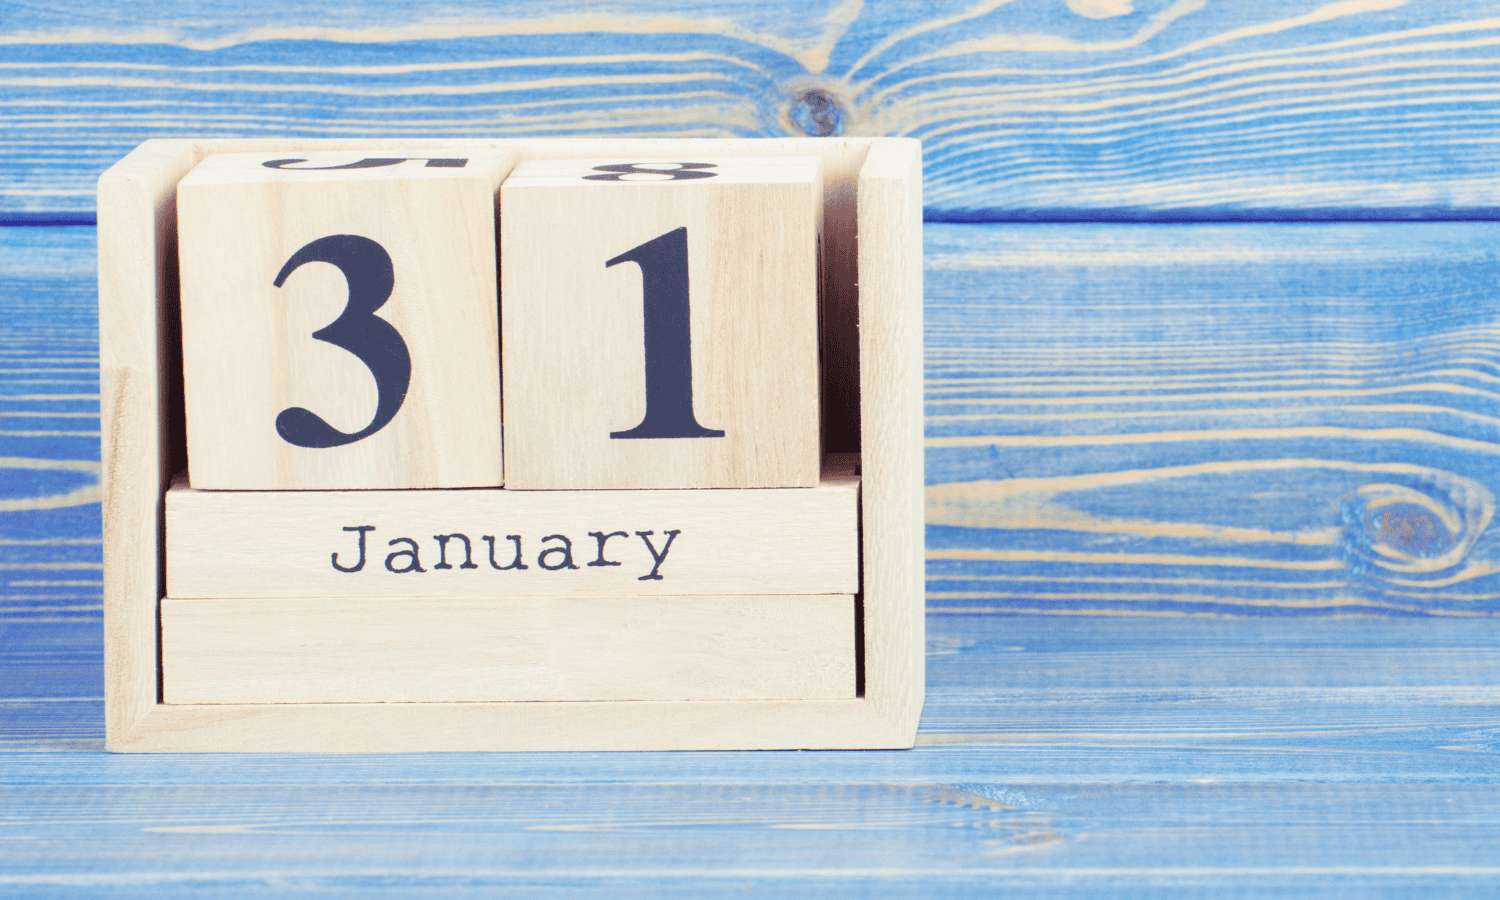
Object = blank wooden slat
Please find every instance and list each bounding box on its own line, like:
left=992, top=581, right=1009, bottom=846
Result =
left=160, top=593, right=855, bottom=704
left=165, top=456, right=858, bottom=599
left=7, top=2, right=1500, bottom=219
left=96, top=139, right=198, bottom=748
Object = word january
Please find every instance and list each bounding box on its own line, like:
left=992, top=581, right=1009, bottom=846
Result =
left=330, top=526, right=681, bottom=581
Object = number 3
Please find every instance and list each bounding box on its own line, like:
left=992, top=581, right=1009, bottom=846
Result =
left=273, top=234, right=412, bottom=449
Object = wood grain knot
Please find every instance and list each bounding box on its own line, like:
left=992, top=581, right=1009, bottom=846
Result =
left=786, top=88, right=845, bottom=137
left=1375, top=506, right=1447, bottom=555
left=1338, top=479, right=1493, bottom=579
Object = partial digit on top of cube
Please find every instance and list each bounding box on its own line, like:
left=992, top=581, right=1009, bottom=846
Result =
left=176, top=151, right=511, bottom=490
left=500, top=157, right=825, bottom=490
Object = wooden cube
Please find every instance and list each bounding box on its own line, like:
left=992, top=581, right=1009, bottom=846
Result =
left=176, top=150, right=512, bottom=490
left=500, top=157, right=823, bottom=490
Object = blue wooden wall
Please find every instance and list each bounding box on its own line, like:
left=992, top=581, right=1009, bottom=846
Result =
left=5, top=1, right=1500, bottom=220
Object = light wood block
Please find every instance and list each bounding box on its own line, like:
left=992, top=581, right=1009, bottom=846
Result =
left=165, top=457, right=859, bottom=599
left=161, top=594, right=855, bottom=704
left=501, top=156, right=823, bottom=490
left=99, top=137, right=922, bottom=752
left=176, top=150, right=512, bottom=490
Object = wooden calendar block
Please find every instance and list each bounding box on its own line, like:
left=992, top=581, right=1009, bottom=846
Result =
left=176, top=150, right=513, bottom=490
left=161, top=594, right=855, bottom=704
left=165, top=455, right=859, bottom=599
left=500, top=157, right=823, bottom=490
left=99, top=137, right=923, bottom=752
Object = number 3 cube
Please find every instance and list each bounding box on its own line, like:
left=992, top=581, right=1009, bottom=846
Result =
left=176, top=151, right=511, bottom=490
left=500, top=158, right=824, bottom=489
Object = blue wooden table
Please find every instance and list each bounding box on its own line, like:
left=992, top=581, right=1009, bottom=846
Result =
left=5, top=1, right=1500, bottom=894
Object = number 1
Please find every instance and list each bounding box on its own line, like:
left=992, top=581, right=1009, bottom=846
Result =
left=606, top=227, right=724, bottom=440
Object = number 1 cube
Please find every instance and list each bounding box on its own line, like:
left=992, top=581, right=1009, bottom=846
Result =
left=500, top=158, right=824, bottom=490
left=176, top=151, right=510, bottom=490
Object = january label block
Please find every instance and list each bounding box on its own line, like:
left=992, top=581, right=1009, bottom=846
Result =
left=164, top=456, right=860, bottom=599
left=500, top=157, right=824, bottom=490
left=176, top=150, right=511, bottom=490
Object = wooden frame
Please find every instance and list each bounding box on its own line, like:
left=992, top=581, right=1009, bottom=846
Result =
left=98, top=137, right=923, bottom=752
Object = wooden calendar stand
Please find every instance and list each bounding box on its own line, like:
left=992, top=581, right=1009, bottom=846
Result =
left=98, top=138, right=923, bottom=752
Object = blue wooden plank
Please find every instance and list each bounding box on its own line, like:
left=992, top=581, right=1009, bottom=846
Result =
left=4, top=1, right=1500, bottom=218
left=2, top=775, right=1500, bottom=895
left=0, top=227, right=100, bottom=625
left=925, top=220, right=1500, bottom=616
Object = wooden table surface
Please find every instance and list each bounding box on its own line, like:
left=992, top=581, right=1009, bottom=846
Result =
left=6, top=1, right=1500, bottom=894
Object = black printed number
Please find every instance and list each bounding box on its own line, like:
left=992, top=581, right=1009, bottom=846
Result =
left=607, top=227, right=724, bottom=440
left=263, top=157, right=467, bottom=170
left=584, top=162, right=717, bottom=182
left=273, top=235, right=412, bottom=448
